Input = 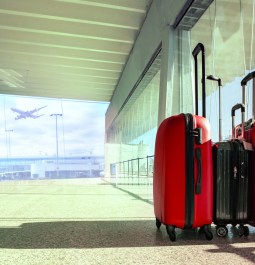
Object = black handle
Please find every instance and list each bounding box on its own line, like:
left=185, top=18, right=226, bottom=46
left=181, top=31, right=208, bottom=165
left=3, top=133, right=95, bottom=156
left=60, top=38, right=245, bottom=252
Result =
left=206, top=75, right=222, bottom=87
left=195, top=148, right=202, bottom=194
left=241, top=71, right=255, bottom=86
left=190, top=128, right=202, bottom=144
left=192, top=43, right=205, bottom=58
left=231, top=103, right=245, bottom=139
left=231, top=103, right=245, bottom=117
left=206, top=74, right=223, bottom=142
left=192, top=43, right=206, bottom=118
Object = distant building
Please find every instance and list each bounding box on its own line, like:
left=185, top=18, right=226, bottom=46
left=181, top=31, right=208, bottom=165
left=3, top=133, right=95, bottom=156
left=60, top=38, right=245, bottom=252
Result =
left=0, top=156, right=104, bottom=180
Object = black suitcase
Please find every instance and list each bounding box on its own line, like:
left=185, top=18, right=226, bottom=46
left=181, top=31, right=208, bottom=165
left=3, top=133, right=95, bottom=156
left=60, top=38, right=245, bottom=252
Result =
left=212, top=103, right=253, bottom=237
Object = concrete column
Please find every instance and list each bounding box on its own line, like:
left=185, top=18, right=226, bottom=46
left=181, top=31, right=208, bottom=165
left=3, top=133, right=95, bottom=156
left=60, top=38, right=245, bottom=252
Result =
left=157, top=26, right=178, bottom=126
left=179, top=30, right=194, bottom=114
left=157, top=29, right=194, bottom=126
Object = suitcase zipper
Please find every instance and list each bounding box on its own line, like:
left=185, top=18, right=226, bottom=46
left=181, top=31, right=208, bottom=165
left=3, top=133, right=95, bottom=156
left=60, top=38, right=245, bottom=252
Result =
left=184, top=113, right=195, bottom=229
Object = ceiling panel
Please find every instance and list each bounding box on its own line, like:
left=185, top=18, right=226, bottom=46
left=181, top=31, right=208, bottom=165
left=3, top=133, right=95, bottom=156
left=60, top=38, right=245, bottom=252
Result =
left=0, top=0, right=153, bottom=101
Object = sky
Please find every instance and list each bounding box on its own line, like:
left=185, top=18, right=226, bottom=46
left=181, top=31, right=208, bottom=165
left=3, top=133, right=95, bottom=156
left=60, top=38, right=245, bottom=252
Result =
left=0, top=95, right=109, bottom=158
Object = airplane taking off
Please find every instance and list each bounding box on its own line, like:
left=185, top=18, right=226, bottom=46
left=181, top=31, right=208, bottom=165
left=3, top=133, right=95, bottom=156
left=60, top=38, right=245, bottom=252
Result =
left=10, top=105, right=47, bottom=120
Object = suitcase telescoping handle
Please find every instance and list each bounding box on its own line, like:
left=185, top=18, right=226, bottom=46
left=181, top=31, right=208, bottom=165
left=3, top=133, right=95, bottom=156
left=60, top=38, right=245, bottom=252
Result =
left=231, top=103, right=245, bottom=139
left=207, top=75, right=223, bottom=142
left=241, top=71, right=255, bottom=121
left=192, top=43, right=206, bottom=118
left=241, top=71, right=255, bottom=86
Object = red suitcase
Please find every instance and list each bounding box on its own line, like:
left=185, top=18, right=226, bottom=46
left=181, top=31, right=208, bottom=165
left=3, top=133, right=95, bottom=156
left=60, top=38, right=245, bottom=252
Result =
left=153, top=43, right=213, bottom=241
left=235, top=71, right=255, bottom=226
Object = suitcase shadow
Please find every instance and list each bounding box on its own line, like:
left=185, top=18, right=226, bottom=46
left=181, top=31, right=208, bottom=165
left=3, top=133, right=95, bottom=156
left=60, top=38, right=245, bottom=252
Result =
left=0, top=219, right=173, bottom=249
left=0, top=221, right=254, bottom=249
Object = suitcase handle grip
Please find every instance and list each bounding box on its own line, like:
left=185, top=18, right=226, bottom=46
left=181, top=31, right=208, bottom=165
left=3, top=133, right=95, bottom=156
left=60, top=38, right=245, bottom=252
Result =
left=241, top=71, right=255, bottom=86
left=192, top=43, right=205, bottom=57
left=231, top=103, right=245, bottom=139
left=231, top=103, right=245, bottom=116
left=195, top=148, right=202, bottom=194
left=192, top=43, right=206, bottom=118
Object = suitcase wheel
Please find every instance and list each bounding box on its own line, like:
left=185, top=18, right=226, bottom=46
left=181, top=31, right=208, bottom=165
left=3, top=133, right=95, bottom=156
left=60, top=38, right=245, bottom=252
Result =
left=156, top=218, right=161, bottom=229
left=168, top=231, right=176, bottom=242
left=243, top=226, right=249, bottom=237
left=166, top=225, right=176, bottom=242
left=204, top=225, right=213, bottom=241
left=238, top=225, right=249, bottom=237
left=216, top=226, right=228, bottom=237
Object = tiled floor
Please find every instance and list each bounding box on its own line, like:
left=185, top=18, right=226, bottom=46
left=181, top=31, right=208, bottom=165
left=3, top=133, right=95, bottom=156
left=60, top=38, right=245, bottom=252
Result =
left=0, top=178, right=254, bottom=265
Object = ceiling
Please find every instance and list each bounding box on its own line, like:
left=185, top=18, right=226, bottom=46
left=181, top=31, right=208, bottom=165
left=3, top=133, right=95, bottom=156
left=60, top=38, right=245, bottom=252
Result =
left=0, top=0, right=153, bottom=102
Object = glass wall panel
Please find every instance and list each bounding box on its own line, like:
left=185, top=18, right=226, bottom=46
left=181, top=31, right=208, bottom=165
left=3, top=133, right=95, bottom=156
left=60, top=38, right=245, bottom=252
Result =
left=190, top=0, right=255, bottom=142
left=105, top=52, right=161, bottom=201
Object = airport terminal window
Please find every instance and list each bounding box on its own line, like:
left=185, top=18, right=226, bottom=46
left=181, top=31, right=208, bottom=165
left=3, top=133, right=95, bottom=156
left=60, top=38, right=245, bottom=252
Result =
left=164, top=30, right=195, bottom=118
left=0, top=95, right=108, bottom=180
left=190, top=0, right=255, bottom=142
left=105, top=52, right=161, bottom=188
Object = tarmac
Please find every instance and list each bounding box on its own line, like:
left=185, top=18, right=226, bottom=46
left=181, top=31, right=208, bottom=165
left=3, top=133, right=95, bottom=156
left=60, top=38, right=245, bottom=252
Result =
left=0, top=178, right=254, bottom=265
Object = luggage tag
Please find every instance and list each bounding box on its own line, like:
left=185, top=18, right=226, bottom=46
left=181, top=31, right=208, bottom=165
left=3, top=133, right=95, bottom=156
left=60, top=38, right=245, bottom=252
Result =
left=242, top=140, right=253, bottom=151
left=234, top=136, right=253, bottom=151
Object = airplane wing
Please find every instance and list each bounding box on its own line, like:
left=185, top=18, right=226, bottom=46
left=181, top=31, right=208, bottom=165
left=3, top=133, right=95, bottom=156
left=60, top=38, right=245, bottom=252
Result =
left=15, top=114, right=25, bottom=120
left=29, top=105, right=47, bottom=114
left=31, top=114, right=44, bottom=119
left=10, top=105, right=47, bottom=120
